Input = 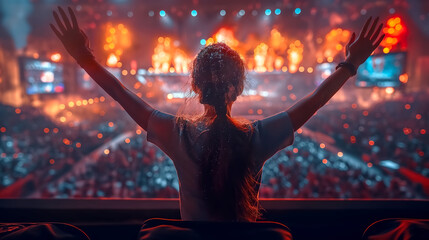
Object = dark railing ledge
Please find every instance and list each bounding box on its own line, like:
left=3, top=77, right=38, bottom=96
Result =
left=1, top=198, right=428, bottom=240
left=0, top=198, right=428, bottom=210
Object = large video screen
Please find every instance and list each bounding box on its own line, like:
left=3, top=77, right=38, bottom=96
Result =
left=356, top=52, right=406, bottom=87
left=77, top=67, right=121, bottom=90
left=20, top=58, right=65, bottom=94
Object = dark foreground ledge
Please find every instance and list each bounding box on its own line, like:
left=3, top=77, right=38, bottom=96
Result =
left=1, top=199, right=428, bottom=240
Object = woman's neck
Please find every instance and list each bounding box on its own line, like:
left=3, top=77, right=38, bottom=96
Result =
left=203, top=103, right=232, bottom=118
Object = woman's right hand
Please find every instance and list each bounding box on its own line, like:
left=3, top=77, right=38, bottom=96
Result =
left=345, top=17, right=385, bottom=67
left=50, top=6, right=92, bottom=61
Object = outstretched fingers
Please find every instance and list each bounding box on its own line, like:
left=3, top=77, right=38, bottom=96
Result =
left=366, top=17, right=379, bottom=38
left=58, top=7, right=72, bottom=30
left=50, top=23, right=63, bottom=40
left=359, top=16, right=372, bottom=39
left=68, top=7, right=79, bottom=30
left=370, top=23, right=383, bottom=42
left=372, top=34, right=385, bottom=50
left=53, top=11, right=66, bottom=34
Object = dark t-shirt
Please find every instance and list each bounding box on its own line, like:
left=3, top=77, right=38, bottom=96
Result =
left=146, top=110, right=294, bottom=220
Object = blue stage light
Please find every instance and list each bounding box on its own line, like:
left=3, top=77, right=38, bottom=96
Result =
left=275, top=9, right=281, bottom=15
left=294, top=8, right=301, bottom=15
left=265, top=9, right=271, bottom=16
left=191, top=10, right=197, bottom=17
left=159, top=10, right=166, bottom=17
left=200, top=39, right=206, bottom=45
left=220, top=10, right=226, bottom=16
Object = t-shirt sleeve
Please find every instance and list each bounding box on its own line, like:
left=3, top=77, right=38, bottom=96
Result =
left=252, top=111, right=295, bottom=165
left=146, top=110, right=180, bottom=158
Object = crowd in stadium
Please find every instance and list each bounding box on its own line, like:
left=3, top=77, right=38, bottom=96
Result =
left=260, top=134, right=427, bottom=199
left=307, top=91, right=429, bottom=176
left=0, top=102, right=129, bottom=196
left=37, top=131, right=427, bottom=200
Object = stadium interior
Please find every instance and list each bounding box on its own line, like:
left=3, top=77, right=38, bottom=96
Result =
left=0, top=0, right=428, bottom=239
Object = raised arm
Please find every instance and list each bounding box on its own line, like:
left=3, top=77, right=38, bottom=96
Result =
left=50, top=7, right=154, bottom=130
left=287, top=17, right=385, bottom=131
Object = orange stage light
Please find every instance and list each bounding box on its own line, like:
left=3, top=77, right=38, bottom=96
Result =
left=106, top=53, right=118, bottom=67
left=50, top=53, right=61, bottom=62
left=381, top=16, right=406, bottom=53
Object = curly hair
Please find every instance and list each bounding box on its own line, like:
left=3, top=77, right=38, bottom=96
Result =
left=189, top=43, right=260, bottom=221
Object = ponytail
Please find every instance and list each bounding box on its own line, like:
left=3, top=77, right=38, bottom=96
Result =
left=199, top=104, right=260, bottom=221
left=190, top=42, right=260, bottom=221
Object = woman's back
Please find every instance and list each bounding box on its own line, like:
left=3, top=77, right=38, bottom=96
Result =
left=146, top=109, right=295, bottom=221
